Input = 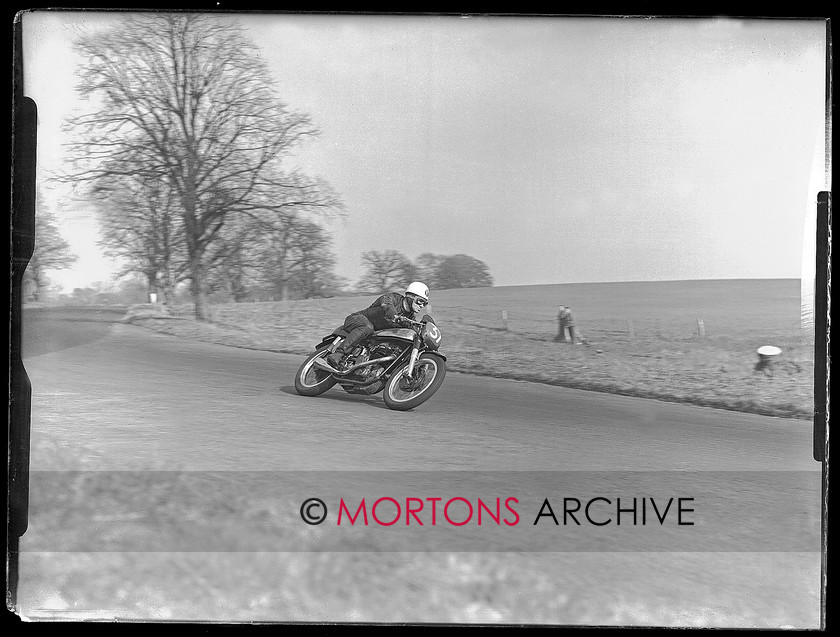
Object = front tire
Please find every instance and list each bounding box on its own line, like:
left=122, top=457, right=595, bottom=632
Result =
left=294, top=347, right=338, bottom=396
left=383, top=352, right=446, bottom=411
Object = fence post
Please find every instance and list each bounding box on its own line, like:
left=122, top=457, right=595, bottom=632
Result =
left=501, top=310, right=509, bottom=331
left=697, top=318, right=705, bottom=338
left=627, top=319, right=635, bottom=340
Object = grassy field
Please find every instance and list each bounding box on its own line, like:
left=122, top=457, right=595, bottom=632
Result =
left=127, top=280, right=816, bottom=419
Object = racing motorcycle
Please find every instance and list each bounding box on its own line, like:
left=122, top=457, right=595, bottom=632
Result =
left=294, top=315, right=446, bottom=411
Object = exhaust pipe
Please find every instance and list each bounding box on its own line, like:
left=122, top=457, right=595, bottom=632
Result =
left=314, top=354, right=396, bottom=376
left=341, top=354, right=396, bottom=374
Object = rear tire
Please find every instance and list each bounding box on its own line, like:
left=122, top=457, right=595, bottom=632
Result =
left=294, top=347, right=339, bottom=396
left=383, top=353, right=446, bottom=411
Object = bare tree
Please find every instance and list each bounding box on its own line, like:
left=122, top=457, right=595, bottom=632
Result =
left=357, top=250, right=417, bottom=293
left=245, top=215, right=338, bottom=300
left=414, top=252, right=443, bottom=288
left=204, top=211, right=258, bottom=302
left=61, top=13, right=342, bottom=319
left=248, top=214, right=304, bottom=301
left=24, top=199, right=78, bottom=302
left=286, top=220, right=339, bottom=298
left=94, top=168, right=186, bottom=303
left=435, top=253, right=493, bottom=289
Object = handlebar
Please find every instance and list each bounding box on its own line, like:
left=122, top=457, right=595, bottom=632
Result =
left=394, top=316, right=425, bottom=327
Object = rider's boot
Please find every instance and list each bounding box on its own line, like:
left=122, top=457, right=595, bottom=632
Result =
left=326, top=350, right=346, bottom=370
left=328, top=328, right=371, bottom=370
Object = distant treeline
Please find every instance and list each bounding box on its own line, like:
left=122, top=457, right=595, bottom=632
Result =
left=356, top=250, right=493, bottom=294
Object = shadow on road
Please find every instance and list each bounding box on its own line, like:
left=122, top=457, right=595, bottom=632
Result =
left=278, top=385, right=395, bottom=411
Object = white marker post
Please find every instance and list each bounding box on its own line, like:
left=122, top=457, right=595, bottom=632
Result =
left=756, top=345, right=782, bottom=376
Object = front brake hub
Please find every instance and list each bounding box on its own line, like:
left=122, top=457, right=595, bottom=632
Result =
left=400, top=370, right=425, bottom=391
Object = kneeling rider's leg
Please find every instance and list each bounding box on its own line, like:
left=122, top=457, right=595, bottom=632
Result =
left=338, top=314, right=375, bottom=354
left=328, top=314, right=374, bottom=368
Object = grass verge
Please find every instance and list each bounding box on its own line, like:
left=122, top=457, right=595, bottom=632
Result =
left=125, top=299, right=814, bottom=420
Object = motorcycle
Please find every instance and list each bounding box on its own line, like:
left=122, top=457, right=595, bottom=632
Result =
left=294, top=315, right=446, bottom=411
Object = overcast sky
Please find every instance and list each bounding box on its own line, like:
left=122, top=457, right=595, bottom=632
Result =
left=21, top=12, right=829, bottom=291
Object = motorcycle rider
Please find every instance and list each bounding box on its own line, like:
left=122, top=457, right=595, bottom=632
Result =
left=325, top=281, right=432, bottom=371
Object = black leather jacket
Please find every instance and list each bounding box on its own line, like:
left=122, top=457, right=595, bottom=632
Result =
left=356, top=292, right=434, bottom=331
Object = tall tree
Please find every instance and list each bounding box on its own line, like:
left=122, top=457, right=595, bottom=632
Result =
left=286, top=220, right=338, bottom=298
left=203, top=211, right=257, bottom=302
left=434, top=254, right=494, bottom=289
left=357, top=250, right=417, bottom=293
left=61, top=14, right=342, bottom=319
left=94, top=167, right=186, bottom=303
left=24, top=200, right=78, bottom=302
left=414, top=252, right=443, bottom=288
left=246, top=216, right=338, bottom=300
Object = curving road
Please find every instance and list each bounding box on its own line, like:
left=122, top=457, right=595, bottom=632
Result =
left=19, top=308, right=818, bottom=472
left=14, top=308, right=824, bottom=626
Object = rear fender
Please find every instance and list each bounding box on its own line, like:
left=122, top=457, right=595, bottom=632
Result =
left=316, top=334, right=344, bottom=350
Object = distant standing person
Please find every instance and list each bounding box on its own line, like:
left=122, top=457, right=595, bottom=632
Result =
left=554, top=305, right=578, bottom=344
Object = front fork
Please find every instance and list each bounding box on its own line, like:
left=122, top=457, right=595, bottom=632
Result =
left=405, top=332, right=423, bottom=377
left=406, top=347, right=420, bottom=377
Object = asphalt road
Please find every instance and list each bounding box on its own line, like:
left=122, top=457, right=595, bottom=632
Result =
left=13, top=308, right=825, bottom=626
left=19, top=307, right=819, bottom=472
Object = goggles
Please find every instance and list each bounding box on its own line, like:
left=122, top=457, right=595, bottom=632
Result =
left=410, top=296, right=428, bottom=308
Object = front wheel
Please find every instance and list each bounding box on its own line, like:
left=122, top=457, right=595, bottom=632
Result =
left=383, top=353, right=446, bottom=411
left=294, top=347, right=338, bottom=396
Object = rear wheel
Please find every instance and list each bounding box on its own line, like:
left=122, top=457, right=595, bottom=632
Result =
left=294, top=347, right=338, bottom=396
left=383, top=353, right=446, bottom=411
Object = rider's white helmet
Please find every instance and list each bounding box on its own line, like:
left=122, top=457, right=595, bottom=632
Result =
left=405, top=281, right=429, bottom=301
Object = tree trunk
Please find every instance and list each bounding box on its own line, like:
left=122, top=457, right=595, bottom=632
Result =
left=188, top=254, right=209, bottom=320
left=146, top=274, right=156, bottom=303
left=182, top=173, right=208, bottom=319
left=191, top=280, right=208, bottom=319
left=161, top=281, right=174, bottom=305
left=33, top=276, right=46, bottom=302
left=29, top=261, right=43, bottom=302
left=159, top=271, right=175, bottom=306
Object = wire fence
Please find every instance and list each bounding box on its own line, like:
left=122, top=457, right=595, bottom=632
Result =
left=432, top=304, right=805, bottom=343
left=166, top=297, right=807, bottom=345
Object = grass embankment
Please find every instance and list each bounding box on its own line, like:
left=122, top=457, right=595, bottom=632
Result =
left=126, top=297, right=815, bottom=420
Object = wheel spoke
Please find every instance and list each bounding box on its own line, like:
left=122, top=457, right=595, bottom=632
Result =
left=389, top=360, right=437, bottom=402
left=304, top=354, right=332, bottom=387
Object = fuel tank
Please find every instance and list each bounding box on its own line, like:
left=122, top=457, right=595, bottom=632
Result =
left=373, top=327, right=415, bottom=340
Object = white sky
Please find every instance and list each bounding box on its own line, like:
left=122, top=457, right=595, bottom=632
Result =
left=21, top=12, right=829, bottom=291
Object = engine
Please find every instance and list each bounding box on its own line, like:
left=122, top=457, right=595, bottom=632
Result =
left=340, top=340, right=406, bottom=395
left=370, top=341, right=406, bottom=359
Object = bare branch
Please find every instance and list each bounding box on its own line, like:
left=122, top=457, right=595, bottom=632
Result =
left=58, top=14, right=344, bottom=316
